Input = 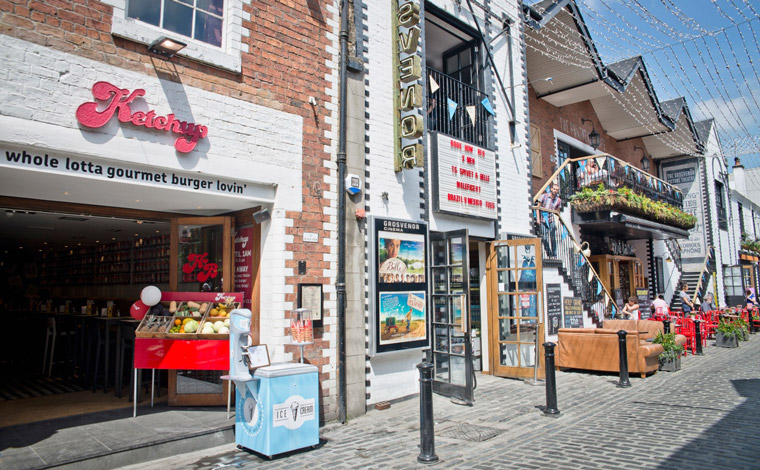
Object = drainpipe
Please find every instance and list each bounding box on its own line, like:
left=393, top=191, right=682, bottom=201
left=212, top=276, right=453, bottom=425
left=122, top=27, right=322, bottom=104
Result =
left=337, top=0, right=349, bottom=424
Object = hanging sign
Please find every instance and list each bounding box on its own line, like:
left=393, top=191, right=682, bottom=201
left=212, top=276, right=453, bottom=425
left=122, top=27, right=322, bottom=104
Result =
left=394, top=0, right=424, bottom=171
left=431, top=133, right=497, bottom=220
left=76, top=81, right=208, bottom=153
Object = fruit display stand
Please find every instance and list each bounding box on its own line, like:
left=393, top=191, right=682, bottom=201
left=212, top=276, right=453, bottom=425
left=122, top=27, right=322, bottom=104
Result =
left=133, top=291, right=243, bottom=417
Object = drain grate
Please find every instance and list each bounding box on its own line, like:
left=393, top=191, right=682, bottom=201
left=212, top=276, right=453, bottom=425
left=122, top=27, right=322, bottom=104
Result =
left=437, top=422, right=505, bottom=442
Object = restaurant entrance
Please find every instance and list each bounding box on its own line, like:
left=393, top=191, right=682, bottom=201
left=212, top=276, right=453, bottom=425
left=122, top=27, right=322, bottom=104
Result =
left=0, top=199, right=258, bottom=425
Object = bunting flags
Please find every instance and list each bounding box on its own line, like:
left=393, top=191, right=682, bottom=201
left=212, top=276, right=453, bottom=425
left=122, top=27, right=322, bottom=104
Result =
left=596, top=281, right=602, bottom=295
left=447, top=98, right=457, bottom=120
left=466, top=105, right=477, bottom=126
left=595, top=156, right=605, bottom=169
left=561, top=226, right=567, bottom=240
left=481, top=97, right=494, bottom=115
left=637, top=172, right=641, bottom=183
left=560, top=169, right=566, bottom=181
left=429, top=74, right=440, bottom=94
left=624, top=165, right=629, bottom=176
left=609, top=158, right=615, bottom=171
left=588, top=270, right=593, bottom=282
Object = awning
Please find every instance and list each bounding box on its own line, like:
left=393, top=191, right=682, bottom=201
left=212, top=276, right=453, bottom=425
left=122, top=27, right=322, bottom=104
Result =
left=574, top=211, right=691, bottom=240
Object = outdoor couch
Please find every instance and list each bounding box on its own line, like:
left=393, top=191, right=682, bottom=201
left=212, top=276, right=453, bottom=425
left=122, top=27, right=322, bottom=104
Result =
left=556, top=320, right=683, bottom=378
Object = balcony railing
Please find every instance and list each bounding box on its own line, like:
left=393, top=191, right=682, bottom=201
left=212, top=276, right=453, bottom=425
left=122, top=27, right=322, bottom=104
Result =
left=427, top=68, right=492, bottom=149
left=536, top=154, right=684, bottom=210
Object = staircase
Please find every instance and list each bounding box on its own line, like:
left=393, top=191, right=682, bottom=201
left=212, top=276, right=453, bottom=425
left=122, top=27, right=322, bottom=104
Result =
left=669, top=246, right=715, bottom=311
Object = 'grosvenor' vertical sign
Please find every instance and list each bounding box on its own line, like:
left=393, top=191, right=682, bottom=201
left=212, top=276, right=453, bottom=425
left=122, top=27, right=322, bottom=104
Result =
left=394, top=0, right=424, bottom=171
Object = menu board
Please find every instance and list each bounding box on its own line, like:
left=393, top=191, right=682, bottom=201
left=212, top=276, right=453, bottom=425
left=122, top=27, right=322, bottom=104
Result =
left=636, top=288, right=651, bottom=320
left=546, top=284, right=562, bottom=335
left=563, top=297, right=583, bottom=328
left=234, top=226, right=254, bottom=310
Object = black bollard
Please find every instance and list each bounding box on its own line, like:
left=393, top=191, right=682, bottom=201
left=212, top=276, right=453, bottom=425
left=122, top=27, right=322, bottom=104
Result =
left=616, top=330, right=631, bottom=388
left=543, top=342, right=560, bottom=416
left=416, top=362, right=439, bottom=464
left=694, top=319, right=703, bottom=355
left=663, top=320, right=670, bottom=334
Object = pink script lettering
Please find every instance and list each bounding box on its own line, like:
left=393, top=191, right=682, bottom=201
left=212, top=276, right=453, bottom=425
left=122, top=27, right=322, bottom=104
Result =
left=76, top=81, right=208, bottom=153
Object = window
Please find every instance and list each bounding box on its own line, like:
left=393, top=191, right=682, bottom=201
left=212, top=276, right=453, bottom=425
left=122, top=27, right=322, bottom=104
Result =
left=739, top=203, right=745, bottom=237
left=105, top=0, right=244, bottom=73
left=715, top=181, right=727, bottom=230
left=655, top=257, right=665, bottom=295
left=530, top=124, right=542, bottom=177
left=128, top=0, right=224, bottom=47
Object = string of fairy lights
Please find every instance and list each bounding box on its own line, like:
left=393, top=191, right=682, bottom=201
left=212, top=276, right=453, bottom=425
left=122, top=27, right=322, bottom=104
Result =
left=521, top=0, right=760, bottom=189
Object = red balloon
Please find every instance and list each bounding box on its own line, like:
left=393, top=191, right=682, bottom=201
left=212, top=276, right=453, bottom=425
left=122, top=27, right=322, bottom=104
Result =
left=130, top=300, right=148, bottom=320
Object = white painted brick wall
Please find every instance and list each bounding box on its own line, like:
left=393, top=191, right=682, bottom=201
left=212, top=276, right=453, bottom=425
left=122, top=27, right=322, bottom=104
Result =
left=363, top=0, right=530, bottom=403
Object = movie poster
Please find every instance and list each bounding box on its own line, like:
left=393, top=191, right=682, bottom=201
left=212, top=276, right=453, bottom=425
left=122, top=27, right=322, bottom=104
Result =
left=372, top=217, right=429, bottom=354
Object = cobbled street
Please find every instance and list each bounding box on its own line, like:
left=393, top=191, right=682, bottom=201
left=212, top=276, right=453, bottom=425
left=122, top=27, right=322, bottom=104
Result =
left=126, top=336, right=760, bottom=470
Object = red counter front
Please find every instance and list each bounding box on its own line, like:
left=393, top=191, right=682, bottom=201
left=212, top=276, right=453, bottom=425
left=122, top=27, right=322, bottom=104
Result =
left=135, top=338, right=229, bottom=370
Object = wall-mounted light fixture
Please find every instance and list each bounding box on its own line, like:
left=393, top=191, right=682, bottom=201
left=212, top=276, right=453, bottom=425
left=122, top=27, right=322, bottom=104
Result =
left=581, top=118, right=600, bottom=150
left=253, top=208, right=271, bottom=224
left=634, top=145, right=650, bottom=172
left=148, top=36, right=187, bottom=60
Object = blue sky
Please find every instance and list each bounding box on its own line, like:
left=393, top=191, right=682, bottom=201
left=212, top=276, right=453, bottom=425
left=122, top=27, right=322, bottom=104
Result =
left=527, top=0, right=760, bottom=171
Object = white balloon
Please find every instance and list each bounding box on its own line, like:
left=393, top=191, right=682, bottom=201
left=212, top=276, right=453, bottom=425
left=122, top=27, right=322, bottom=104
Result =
left=140, top=285, right=162, bottom=307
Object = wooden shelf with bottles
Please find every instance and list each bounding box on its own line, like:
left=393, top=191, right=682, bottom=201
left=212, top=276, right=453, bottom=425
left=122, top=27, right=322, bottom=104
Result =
left=39, top=234, right=170, bottom=286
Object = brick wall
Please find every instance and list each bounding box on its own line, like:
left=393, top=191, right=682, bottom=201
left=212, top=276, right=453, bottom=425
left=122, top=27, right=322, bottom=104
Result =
left=0, top=0, right=340, bottom=420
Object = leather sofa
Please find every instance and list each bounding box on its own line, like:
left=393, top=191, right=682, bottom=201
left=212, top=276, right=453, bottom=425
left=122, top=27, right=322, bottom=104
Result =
left=556, top=320, right=684, bottom=378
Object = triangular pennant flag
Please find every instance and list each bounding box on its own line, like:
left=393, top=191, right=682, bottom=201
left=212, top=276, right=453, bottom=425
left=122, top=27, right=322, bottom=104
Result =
left=596, top=281, right=602, bottom=295
left=481, top=97, right=494, bottom=115
left=611, top=305, right=617, bottom=315
left=561, top=226, right=567, bottom=240
left=658, top=180, right=662, bottom=191
left=588, top=270, right=594, bottom=282
left=624, top=165, right=629, bottom=176
left=447, top=98, right=457, bottom=120
left=546, top=186, right=551, bottom=193
left=637, top=172, right=641, bottom=183
left=560, top=169, right=566, bottom=181
left=466, top=105, right=477, bottom=126
left=429, top=74, right=440, bottom=94
left=606, top=296, right=610, bottom=307
left=579, top=160, right=587, bottom=170
left=596, top=157, right=605, bottom=169
left=609, top=158, right=615, bottom=171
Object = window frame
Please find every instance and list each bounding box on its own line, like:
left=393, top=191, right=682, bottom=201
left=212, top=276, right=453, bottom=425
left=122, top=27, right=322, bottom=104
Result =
left=715, top=180, right=727, bottom=230
left=103, top=0, right=245, bottom=73
left=127, top=0, right=225, bottom=49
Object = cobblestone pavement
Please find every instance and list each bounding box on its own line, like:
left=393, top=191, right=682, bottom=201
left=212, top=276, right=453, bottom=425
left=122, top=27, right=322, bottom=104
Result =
left=123, top=336, right=760, bottom=470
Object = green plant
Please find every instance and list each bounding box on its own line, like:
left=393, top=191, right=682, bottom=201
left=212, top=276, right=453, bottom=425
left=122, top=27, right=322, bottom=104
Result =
left=735, top=317, right=750, bottom=340
left=717, top=320, right=740, bottom=340
left=653, top=331, right=683, bottom=361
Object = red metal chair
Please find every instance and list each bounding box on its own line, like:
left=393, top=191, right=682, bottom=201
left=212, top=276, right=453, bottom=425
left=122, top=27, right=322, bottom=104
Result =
left=701, top=311, right=719, bottom=339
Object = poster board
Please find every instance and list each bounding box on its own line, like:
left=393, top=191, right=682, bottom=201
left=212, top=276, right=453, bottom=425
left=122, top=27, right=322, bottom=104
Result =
left=370, top=216, right=430, bottom=354
left=636, top=288, right=651, bottom=320
left=546, top=284, right=562, bottom=335
left=563, top=297, right=583, bottom=328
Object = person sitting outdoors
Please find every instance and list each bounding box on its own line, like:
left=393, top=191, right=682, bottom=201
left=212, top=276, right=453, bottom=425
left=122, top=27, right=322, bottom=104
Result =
left=622, top=296, right=640, bottom=321
left=578, top=159, right=608, bottom=187
left=652, top=294, right=669, bottom=317
left=700, top=293, right=716, bottom=312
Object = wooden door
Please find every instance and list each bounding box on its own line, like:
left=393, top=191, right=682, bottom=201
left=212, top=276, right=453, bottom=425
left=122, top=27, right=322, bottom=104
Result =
left=487, top=238, right=544, bottom=379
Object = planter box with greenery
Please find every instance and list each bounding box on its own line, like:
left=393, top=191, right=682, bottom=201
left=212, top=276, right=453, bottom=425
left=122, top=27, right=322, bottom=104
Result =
left=715, top=321, right=740, bottom=348
left=569, top=185, right=696, bottom=230
left=653, top=331, right=684, bottom=372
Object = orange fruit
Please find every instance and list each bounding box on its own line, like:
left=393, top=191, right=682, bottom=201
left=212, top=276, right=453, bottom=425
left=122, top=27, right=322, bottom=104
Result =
left=174, top=318, right=181, bottom=326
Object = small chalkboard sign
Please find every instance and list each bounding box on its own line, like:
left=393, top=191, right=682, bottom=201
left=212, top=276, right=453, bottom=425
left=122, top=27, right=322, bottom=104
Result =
left=546, top=284, right=562, bottom=335
left=636, top=288, right=651, bottom=320
left=563, top=297, right=583, bottom=328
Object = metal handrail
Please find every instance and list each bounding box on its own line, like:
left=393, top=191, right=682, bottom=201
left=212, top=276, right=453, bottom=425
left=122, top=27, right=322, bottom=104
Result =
left=692, top=246, right=715, bottom=304
left=533, top=154, right=684, bottom=209
left=534, top=205, right=616, bottom=323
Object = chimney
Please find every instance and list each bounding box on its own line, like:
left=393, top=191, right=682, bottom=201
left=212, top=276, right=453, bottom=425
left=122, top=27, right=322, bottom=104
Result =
left=733, top=156, right=747, bottom=196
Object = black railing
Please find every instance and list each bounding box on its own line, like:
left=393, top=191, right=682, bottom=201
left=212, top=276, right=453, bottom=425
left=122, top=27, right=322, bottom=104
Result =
left=665, top=238, right=682, bottom=273
left=534, top=206, right=611, bottom=325
left=427, top=68, right=492, bottom=149
left=546, top=155, right=684, bottom=210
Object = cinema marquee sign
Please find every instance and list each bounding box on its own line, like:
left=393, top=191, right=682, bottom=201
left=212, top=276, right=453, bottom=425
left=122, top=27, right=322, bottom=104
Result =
left=394, top=0, right=424, bottom=172
left=76, top=81, right=208, bottom=153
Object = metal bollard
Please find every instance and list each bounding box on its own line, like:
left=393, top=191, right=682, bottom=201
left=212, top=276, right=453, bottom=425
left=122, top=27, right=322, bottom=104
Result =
left=616, top=330, right=631, bottom=388
left=416, top=362, right=439, bottom=464
left=543, top=342, right=560, bottom=417
left=663, top=320, right=670, bottom=334
left=694, top=319, right=703, bottom=355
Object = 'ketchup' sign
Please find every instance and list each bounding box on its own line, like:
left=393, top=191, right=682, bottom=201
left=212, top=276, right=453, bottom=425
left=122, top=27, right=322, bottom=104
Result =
left=76, top=81, right=208, bottom=153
